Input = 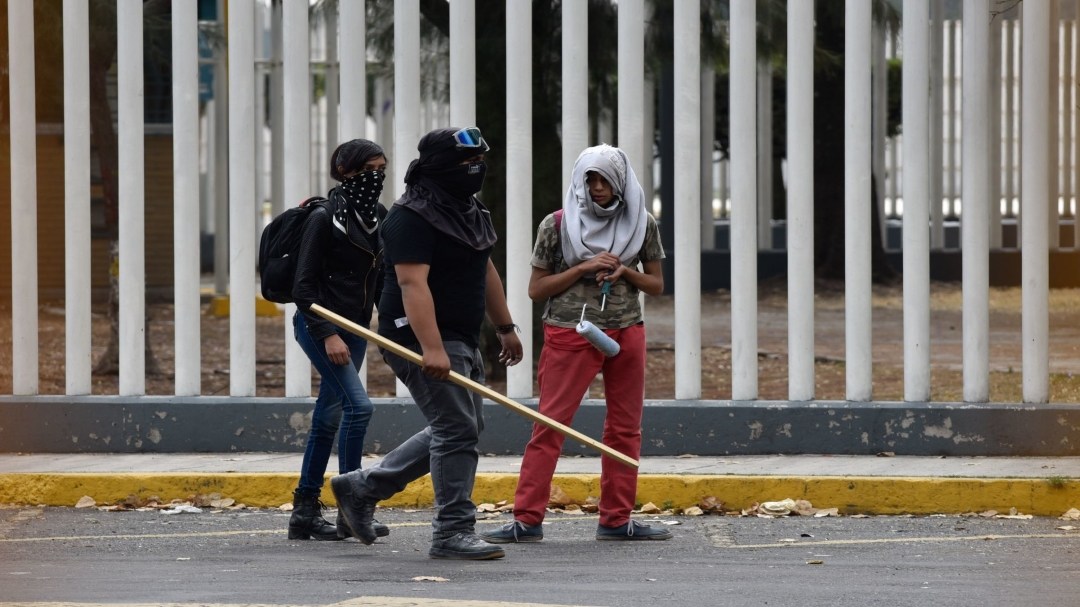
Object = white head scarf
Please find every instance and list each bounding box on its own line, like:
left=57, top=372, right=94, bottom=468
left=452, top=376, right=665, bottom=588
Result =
left=560, top=144, right=649, bottom=267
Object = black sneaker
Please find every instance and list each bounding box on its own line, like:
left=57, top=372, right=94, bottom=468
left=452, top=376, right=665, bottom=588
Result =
left=329, top=473, right=378, bottom=545
left=429, top=531, right=506, bottom=560
left=596, top=520, right=673, bottom=541
left=336, top=511, right=390, bottom=539
left=480, top=520, right=543, bottom=544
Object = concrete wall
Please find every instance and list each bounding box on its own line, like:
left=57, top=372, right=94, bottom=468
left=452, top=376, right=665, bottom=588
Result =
left=1, top=396, right=1077, bottom=457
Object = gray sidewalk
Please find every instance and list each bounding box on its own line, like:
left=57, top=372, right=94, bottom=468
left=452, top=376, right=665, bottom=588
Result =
left=2, top=452, right=1080, bottom=478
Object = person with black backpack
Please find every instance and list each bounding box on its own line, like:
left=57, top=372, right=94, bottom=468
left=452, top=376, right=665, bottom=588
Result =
left=287, top=138, right=391, bottom=542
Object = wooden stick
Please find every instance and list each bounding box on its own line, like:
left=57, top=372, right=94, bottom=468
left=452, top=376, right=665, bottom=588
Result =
left=310, top=303, right=639, bottom=469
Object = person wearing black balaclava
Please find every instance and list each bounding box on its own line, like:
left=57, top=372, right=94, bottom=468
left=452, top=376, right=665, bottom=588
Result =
left=289, top=138, right=391, bottom=542
left=332, top=127, right=523, bottom=561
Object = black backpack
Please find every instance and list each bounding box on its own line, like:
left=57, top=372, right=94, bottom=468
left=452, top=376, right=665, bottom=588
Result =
left=258, top=196, right=331, bottom=303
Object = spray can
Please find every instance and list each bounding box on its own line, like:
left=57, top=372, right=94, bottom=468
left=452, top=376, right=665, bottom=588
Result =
left=576, top=281, right=620, bottom=357
left=576, top=319, right=621, bottom=357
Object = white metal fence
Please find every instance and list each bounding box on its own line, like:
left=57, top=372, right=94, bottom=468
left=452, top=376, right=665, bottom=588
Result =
left=4, top=0, right=1074, bottom=404
left=707, top=6, right=1080, bottom=254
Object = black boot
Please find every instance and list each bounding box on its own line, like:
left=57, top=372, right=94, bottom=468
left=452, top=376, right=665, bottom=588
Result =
left=336, top=510, right=390, bottom=539
left=288, top=491, right=342, bottom=541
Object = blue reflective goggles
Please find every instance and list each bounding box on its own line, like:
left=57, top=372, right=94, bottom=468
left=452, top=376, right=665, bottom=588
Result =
left=452, top=127, right=490, bottom=152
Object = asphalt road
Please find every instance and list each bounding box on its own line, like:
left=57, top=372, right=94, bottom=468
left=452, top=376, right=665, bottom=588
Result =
left=1, top=505, right=1077, bottom=607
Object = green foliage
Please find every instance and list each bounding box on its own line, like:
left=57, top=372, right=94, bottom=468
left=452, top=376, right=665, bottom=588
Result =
left=887, top=57, right=902, bottom=138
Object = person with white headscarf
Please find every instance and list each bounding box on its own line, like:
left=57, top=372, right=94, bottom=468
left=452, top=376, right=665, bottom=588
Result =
left=481, top=144, right=671, bottom=544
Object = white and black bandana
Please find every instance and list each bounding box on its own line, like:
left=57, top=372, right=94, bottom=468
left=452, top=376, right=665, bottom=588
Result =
left=335, top=170, right=386, bottom=234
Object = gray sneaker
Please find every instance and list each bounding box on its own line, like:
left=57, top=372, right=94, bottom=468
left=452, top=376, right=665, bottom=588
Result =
left=329, top=473, right=378, bottom=545
left=429, top=531, right=506, bottom=560
left=480, top=520, right=543, bottom=544
left=596, top=520, right=673, bottom=541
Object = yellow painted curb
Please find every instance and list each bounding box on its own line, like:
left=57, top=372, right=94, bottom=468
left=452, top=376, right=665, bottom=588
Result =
left=210, top=296, right=230, bottom=317
left=209, top=296, right=283, bottom=317
left=1, top=473, right=1077, bottom=516
left=628, top=474, right=1080, bottom=517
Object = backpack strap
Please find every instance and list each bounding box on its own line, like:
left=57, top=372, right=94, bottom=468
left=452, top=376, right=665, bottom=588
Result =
left=299, top=195, right=347, bottom=235
left=552, top=209, right=564, bottom=268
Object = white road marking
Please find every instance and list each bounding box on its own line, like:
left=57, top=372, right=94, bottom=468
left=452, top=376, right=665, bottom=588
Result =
left=0, top=598, right=603, bottom=607
left=731, top=532, right=1078, bottom=549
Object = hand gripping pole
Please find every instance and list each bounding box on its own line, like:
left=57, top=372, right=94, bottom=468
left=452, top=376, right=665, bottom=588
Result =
left=310, top=304, right=639, bottom=469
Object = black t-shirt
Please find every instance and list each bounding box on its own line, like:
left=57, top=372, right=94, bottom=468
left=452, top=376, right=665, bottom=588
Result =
left=378, top=205, right=492, bottom=349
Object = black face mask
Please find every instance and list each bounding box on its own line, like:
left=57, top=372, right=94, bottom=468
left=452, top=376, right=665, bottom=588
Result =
left=429, top=162, right=487, bottom=200
left=338, top=170, right=385, bottom=228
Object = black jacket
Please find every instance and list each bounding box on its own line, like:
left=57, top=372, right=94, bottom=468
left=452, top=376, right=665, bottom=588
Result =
left=293, top=198, right=387, bottom=341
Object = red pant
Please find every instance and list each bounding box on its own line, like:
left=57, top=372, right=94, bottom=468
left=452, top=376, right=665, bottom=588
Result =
left=513, top=322, right=646, bottom=528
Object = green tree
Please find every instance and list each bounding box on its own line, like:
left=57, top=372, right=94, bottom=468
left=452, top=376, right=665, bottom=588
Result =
left=811, top=1, right=901, bottom=283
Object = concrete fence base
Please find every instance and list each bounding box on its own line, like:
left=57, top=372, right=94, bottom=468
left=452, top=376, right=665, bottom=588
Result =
left=1, top=396, right=1077, bottom=456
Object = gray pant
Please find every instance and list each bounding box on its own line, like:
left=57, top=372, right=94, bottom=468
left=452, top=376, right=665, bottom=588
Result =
left=355, top=340, right=486, bottom=538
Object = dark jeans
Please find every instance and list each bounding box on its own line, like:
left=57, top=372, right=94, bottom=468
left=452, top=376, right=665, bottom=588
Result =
left=293, top=312, right=375, bottom=496
left=347, top=340, right=485, bottom=538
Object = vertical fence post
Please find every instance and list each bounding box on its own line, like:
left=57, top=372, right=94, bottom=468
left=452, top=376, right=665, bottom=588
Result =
left=962, top=0, right=991, bottom=403
left=63, top=0, right=91, bottom=395
left=283, top=0, right=312, bottom=397
left=506, top=0, right=534, bottom=399
left=1022, top=1, right=1051, bottom=403
left=989, top=12, right=1004, bottom=249
left=228, top=0, right=257, bottom=396
left=118, top=0, right=146, bottom=396
left=173, top=0, right=201, bottom=396
left=930, top=1, right=946, bottom=248
left=1005, top=17, right=1017, bottom=224
left=845, top=0, right=873, bottom=401
left=903, top=0, right=932, bottom=402
left=339, top=0, right=369, bottom=385
left=787, top=0, right=815, bottom=401
left=1049, top=1, right=1062, bottom=250
left=730, top=0, right=756, bottom=400
left=618, top=0, right=646, bottom=185
left=8, top=0, right=38, bottom=395
left=450, top=0, right=476, bottom=127
left=393, top=0, right=420, bottom=397
left=562, top=1, right=589, bottom=193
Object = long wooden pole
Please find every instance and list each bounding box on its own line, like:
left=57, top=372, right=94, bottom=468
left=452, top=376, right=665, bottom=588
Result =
left=310, top=304, right=639, bottom=469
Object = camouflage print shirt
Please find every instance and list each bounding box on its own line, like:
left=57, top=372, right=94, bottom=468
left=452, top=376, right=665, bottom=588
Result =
left=531, top=212, right=666, bottom=329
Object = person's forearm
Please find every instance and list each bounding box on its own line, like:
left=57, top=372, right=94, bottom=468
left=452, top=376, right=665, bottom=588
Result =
left=400, top=282, right=444, bottom=353
left=617, top=265, right=663, bottom=296
left=528, top=265, right=587, bottom=301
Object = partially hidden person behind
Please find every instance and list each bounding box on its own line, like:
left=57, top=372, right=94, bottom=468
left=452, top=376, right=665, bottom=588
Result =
left=331, top=127, right=524, bottom=560
left=481, top=144, right=671, bottom=543
left=288, top=138, right=391, bottom=541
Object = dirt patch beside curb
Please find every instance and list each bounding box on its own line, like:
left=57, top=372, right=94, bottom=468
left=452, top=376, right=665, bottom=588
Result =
left=5, top=281, right=1080, bottom=403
